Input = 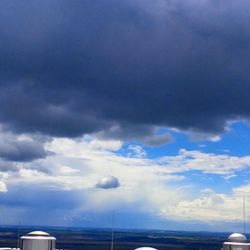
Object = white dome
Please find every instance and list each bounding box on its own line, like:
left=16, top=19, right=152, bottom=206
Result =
left=228, top=233, right=247, bottom=243
left=27, top=231, right=50, bottom=237
left=134, top=248, right=158, bottom=250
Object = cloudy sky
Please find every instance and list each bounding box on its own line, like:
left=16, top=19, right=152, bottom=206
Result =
left=1, top=0, right=250, bottom=232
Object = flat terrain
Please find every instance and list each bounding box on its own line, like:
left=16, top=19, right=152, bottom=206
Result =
left=0, top=226, right=235, bottom=250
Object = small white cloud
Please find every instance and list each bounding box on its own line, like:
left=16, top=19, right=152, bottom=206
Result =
left=0, top=181, right=7, bottom=192
left=88, top=139, right=122, bottom=151
left=188, top=131, right=221, bottom=142
left=159, top=149, right=250, bottom=175
left=224, top=174, right=236, bottom=180
left=96, top=176, right=120, bottom=189
left=209, top=135, right=221, bottom=142
left=60, top=166, right=79, bottom=175
left=128, top=145, right=146, bottom=158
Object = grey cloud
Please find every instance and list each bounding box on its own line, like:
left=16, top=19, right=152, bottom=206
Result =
left=0, top=139, right=49, bottom=162
left=0, top=156, right=50, bottom=173
left=96, top=176, right=120, bottom=189
left=143, top=134, right=172, bottom=146
left=0, top=160, right=18, bottom=172
left=95, top=125, right=172, bottom=145
left=0, top=129, right=51, bottom=162
left=29, top=164, right=50, bottom=174
left=0, top=141, right=48, bottom=161
left=0, top=159, right=50, bottom=175
left=0, top=0, right=250, bottom=140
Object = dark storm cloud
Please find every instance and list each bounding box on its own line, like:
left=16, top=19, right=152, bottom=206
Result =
left=0, top=139, right=49, bottom=162
left=95, top=125, right=172, bottom=145
left=0, top=134, right=51, bottom=162
left=0, top=132, right=49, bottom=162
left=1, top=0, right=250, bottom=139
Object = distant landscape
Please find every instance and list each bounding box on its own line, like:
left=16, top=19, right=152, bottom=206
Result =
left=0, top=226, right=239, bottom=250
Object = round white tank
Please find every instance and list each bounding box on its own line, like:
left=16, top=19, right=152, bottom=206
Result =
left=21, top=231, right=56, bottom=250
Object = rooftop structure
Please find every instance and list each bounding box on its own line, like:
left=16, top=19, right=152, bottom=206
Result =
left=20, top=231, right=56, bottom=250
left=223, top=233, right=250, bottom=250
left=1, top=230, right=250, bottom=250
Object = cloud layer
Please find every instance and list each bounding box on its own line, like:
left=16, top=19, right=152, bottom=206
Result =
left=1, top=0, right=250, bottom=231
left=0, top=0, right=250, bottom=140
left=0, top=136, right=249, bottom=228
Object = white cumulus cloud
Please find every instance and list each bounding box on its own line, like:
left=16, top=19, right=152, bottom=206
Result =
left=0, top=181, right=7, bottom=192
left=96, top=176, right=120, bottom=189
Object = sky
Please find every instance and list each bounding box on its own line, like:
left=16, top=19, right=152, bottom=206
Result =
left=1, top=0, right=250, bottom=232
